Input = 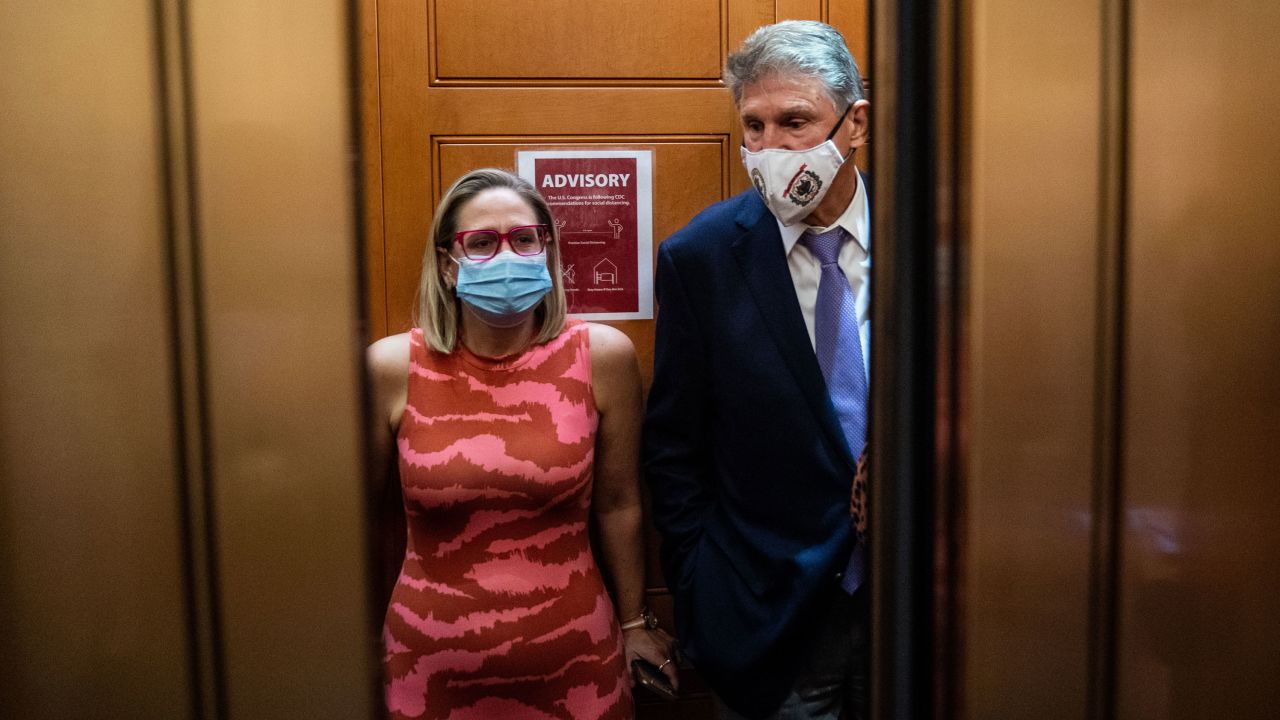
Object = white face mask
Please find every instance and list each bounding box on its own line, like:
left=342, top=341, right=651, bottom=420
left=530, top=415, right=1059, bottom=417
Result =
left=739, top=105, right=852, bottom=226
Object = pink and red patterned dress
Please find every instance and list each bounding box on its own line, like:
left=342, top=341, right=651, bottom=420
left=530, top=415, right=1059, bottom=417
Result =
left=383, top=320, right=633, bottom=719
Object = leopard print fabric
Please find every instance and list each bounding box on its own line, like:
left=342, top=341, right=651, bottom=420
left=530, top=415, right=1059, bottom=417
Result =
left=851, top=445, right=869, bottom=544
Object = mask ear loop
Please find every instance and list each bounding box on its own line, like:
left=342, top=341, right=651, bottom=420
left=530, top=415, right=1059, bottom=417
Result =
left=824, top=101, right=855, bottom=162
left=825, top=101, right=854, bottom=142
left=438, top=245, right=460, bottom=290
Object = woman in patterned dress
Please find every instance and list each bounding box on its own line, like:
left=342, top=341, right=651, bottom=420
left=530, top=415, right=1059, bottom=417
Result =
left=366, top=168, right=678, bottom=719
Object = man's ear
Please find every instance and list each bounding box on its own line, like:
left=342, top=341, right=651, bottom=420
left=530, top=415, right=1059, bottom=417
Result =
left=847, top=99, right=871, bottom=149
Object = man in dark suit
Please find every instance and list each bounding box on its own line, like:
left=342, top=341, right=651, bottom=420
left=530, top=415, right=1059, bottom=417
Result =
left=642, top=20, right=872, bottom=720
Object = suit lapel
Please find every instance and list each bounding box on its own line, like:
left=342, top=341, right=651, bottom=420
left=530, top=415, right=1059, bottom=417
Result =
left=729, top=195, right=858, bottom=473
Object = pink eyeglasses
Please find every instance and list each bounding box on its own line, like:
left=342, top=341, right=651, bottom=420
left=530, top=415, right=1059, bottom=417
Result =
left=451, top=224, right=550, bottom=261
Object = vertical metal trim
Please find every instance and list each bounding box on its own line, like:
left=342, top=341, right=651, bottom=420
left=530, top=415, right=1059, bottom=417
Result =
left=1088, top=0, right=1129, bottom=718
left=930, top=0, right=966, bottom=715
left=346, top=0, right=394, bottom=715
left=152, top=0, right=227, bottom=716
left=869, top=0, right=939, bottom=718
left=177, top=0, right=232, bottom=709
left=151, top=3, right=205, bottom=716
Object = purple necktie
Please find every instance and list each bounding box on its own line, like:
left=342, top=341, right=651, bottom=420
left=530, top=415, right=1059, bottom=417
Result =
left=800, top=227, right=868, bottom=594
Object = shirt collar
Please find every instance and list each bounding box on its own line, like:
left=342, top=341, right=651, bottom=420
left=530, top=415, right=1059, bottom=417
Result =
left=779, top=170, right=870, bottom=257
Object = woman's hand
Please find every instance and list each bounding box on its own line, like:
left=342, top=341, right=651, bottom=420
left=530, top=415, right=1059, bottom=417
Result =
left=587, top=323, right=678, bottom=691
left=623, top=625, right=680, bottom=691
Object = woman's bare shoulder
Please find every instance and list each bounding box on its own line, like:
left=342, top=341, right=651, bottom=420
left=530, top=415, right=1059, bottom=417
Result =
left=585, top=322, right=636, bottom=363
left=585, top=323, right=639, bottom=402
left=366, top=332, right=411, bottom=386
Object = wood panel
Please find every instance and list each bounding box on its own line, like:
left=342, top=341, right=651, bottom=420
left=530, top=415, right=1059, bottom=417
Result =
left=433, top=0, right=725, bottom=81
left=419, top=137, right=727, bottom=387
left=360, top=0, right=388, bottom=341
left=826, top=0, right=870, bottom=86
left=379, top=88, right=735, bottom=335
left=373, top=2, right=870, bottom=336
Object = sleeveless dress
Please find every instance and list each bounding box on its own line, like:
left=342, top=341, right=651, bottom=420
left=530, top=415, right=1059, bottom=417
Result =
left=383, top=320, right=633, bottom=720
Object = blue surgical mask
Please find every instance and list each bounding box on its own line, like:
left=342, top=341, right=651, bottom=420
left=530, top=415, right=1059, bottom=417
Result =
left=452, top=251, right=552, bottom=327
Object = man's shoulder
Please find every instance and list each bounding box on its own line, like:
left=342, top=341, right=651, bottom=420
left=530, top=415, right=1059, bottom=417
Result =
left=663, top=190, right=765, bottom=254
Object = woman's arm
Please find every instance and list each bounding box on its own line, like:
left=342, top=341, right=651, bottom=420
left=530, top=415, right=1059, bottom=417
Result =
left=365, top=333, right=411, bottom=497
left=587, top=323, right=679, bottom=690
left=366, top=333, right=411, bottom=604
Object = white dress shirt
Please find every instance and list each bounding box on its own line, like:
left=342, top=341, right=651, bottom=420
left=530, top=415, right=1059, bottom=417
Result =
left=776, top=173, right=871, bottom=383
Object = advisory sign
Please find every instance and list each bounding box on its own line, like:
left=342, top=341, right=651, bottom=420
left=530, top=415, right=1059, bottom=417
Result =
left=517, top=150, right=653, bottom=320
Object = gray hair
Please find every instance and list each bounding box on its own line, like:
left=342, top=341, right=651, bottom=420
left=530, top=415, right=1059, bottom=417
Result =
left=414, top=168, right=566, bottom=353
left=724, top=20, right=864, bottom=112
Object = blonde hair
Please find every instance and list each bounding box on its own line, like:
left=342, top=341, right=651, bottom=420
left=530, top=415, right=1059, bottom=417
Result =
left=414, top=168, right=567, bottom=353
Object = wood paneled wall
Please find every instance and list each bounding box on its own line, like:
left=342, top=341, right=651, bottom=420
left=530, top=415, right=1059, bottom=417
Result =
left=360, top=0, right=868, bottom=342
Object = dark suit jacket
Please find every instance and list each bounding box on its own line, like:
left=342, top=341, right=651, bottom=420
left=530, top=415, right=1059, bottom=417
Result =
left=642, top=188, right=862, bottom=716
